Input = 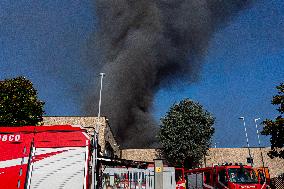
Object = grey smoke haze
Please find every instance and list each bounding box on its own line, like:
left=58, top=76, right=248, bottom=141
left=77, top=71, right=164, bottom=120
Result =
left=85, top=0, right=251, bottom=148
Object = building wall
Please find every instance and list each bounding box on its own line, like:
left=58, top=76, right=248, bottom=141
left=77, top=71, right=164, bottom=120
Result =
left=43, top=117, right=283, bottom=178
left=121, top=149, right=161, bottom=162
left=43, top=116, right=120, bottom=157
left=121, top=148, right=284, bottom=178
left=205, top=148, right=284, bottom=178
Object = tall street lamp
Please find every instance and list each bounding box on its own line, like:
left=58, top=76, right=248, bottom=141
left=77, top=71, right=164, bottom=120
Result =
left=254, top=118, right=265, bottom=168
left=214, top=142, right=219, bottom=148
left=239, top=117, right=253, bottom=166
left=98, top=73, right=105, bottom=118
left=92, top=72, right=105, bottom=189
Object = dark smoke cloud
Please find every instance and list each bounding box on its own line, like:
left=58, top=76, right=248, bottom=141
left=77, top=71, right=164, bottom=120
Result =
left=85, top=0, right=251, bottom=148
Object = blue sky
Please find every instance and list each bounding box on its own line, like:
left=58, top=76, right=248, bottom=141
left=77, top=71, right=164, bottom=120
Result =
left=1, top=0, right=283, bottom=147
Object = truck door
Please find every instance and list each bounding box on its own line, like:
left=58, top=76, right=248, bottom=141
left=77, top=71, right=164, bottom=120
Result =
left=27, top=126, right=90, bottom=189
left=0, top=127, right=34, bottom=189
left=216, top=168, right=229, bottom=189
left=203, top=171, right=214, bottom=189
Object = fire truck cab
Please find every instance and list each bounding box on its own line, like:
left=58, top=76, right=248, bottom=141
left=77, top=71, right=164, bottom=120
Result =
left=185, top=164, right=269, bottom=189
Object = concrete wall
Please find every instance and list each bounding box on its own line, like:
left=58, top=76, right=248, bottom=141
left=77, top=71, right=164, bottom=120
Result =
left=43, top=116, right=120, bottom=157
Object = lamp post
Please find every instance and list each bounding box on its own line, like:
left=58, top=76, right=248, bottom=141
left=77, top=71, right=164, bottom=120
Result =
left=98, top=73, right=105, bottom=118
left=214, top=142, right=219, bottom=148
left=92, top=73, right=105, bottom=189
left=239, top=117, right=253, bottom=166
left=254, top=118, right=265, bottom=168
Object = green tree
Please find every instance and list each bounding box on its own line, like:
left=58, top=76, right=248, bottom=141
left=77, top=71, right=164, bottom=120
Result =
left=158, top=99, right=215, bottom=168
left=261, top=83, right=284, bottom=159
left=0, top=76, right=45, bottom=126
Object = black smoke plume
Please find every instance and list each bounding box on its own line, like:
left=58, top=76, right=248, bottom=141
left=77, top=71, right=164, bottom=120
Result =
left=85, top=0, right=251, bottom=148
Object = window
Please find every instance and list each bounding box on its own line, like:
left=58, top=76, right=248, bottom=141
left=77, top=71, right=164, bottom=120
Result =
left=175, top=169, right=183, bottom=182
left=218, top=170, right=228, bottom=185
left=204, top=172, right=211, bottom=184
left=228, top=168, right=258, bottom=184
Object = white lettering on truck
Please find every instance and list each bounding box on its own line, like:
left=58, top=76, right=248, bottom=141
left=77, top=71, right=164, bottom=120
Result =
left=0, top=134, right=21, bottom=142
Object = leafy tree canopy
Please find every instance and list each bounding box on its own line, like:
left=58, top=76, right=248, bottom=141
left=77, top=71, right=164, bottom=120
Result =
left=158, top=99, right=215, bottom=168
left=262, top=83, right=284, bottom=159
left=0, top=76, right=45, bottom=126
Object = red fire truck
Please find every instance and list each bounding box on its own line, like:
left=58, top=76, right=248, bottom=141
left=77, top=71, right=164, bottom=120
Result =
left=253, top=167, right=270, bottom=186
left=185, top=164, right=269, bottom=189
left=175, top=168, right=186, bottom=189
left=0, top=125, right=91, bottom=189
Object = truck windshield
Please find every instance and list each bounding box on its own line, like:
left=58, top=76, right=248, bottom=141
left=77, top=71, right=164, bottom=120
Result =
left=228, top=168, right=258, bottom=184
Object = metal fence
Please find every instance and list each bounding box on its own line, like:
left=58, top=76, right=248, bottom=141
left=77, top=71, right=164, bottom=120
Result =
left=186, top=173, right=203, bottom=189
left=101, top=167, right=175, bottom=189
left=271, top=174, right=284, bottom=189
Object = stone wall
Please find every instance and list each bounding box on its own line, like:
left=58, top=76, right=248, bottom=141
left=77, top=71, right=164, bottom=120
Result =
left=42, top=116, right=283, bottom=178
left=43, top=116, right=120, bottom=157
left=204, top=148, right=284, bottom=178
left=121, top=148, right=284, bottom=178
left=121, top=149, right=161, bottom=162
